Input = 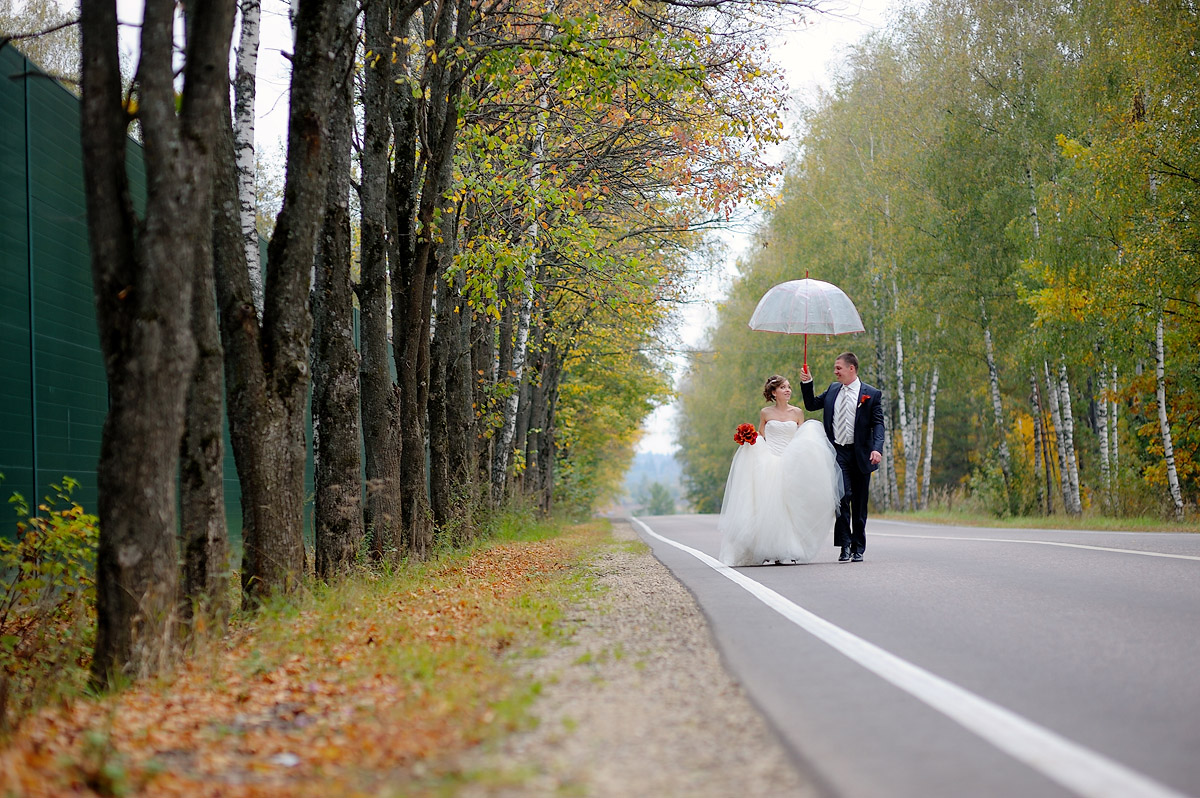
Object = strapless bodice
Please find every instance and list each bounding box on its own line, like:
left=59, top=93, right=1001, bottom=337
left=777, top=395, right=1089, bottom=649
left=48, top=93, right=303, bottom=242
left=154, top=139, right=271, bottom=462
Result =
left=762, top=419, right=798, bottom=454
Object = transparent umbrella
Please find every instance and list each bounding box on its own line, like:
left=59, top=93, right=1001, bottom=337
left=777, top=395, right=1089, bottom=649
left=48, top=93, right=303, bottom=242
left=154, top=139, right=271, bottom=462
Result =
left=748, top=277, right=865, bottom=368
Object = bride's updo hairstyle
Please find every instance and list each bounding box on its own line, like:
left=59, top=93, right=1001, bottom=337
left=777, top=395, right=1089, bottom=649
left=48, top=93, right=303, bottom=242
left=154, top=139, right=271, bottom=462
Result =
left=763, top=374, right=787, bottom=402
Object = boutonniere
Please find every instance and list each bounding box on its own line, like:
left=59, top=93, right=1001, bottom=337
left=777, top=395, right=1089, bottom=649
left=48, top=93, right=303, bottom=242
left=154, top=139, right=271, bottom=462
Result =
left=858, top=393, right=870, bottom=406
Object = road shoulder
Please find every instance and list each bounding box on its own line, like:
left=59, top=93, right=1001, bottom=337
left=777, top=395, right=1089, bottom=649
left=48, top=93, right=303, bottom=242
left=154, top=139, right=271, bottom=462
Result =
left=454, top=520, right=816, bottom=797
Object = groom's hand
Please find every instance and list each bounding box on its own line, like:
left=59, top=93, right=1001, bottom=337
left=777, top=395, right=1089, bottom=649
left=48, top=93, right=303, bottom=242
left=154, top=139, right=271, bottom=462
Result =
left=799, top=365, right=813, bottom=383
left=870, top=450, right=882, bottom=465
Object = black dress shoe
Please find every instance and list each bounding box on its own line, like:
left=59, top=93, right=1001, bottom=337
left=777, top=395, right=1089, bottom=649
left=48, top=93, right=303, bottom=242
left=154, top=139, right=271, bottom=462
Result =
left=851, top=552, right=863, bottom=562
left=838, top=546, right=851, bottom=562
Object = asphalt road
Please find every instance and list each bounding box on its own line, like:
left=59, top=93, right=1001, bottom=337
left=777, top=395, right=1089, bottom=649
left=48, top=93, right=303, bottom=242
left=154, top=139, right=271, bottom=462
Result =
left=631, top=515, right=1200, bottom=798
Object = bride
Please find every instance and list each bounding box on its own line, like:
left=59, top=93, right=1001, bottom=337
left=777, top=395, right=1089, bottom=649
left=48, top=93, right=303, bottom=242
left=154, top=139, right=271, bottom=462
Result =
left=718, top=375, right=843, bottom=566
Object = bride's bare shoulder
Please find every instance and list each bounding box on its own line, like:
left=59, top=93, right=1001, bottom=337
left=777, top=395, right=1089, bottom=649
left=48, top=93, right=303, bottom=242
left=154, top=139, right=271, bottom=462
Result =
left=762, top=408, right=801, bottom=425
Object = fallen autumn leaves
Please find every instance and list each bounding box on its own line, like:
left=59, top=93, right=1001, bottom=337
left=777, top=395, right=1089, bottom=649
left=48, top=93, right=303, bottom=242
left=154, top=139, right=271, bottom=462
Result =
left=1, top=520, right=604, bottom=797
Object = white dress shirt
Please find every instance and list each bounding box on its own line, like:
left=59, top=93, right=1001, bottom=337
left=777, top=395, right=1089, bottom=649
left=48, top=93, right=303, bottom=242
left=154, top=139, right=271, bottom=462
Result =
left=834, top=378, right=861, bottom=445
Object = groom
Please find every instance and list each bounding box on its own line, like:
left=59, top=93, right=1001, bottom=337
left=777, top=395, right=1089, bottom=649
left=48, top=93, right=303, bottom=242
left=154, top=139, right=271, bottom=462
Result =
left=800, top=353, right=885, bottom=562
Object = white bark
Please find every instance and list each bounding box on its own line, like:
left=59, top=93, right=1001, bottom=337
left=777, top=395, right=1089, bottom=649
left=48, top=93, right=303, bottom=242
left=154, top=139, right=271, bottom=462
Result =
left=920, top=364, right=939, bottom=510
left=883, top=421, right=898, bottom=510
left=894, top=323, right=914, bottom=510
left=881, top=392, right=899, bottom=511
left=1026, top=161, right=1040, bottom=241
left=870, top=302, right=895, bottom=511
left=1110, top=364, right=1119, bottom=478
left=1057, top=362, right=1082, bottom=516
left=1096, top=359, right=1111, bottom=507
left=491, top=15, right=548, bottom=502
left=1043, top=360, right=1070, bottom=512
left=1155, top=310, right=1185, bottom=518
left=906, top=335, right=920, bottom=510
left=981, top=301, right=1011, bottom=484
left=234, top=0, right=262, bottom=316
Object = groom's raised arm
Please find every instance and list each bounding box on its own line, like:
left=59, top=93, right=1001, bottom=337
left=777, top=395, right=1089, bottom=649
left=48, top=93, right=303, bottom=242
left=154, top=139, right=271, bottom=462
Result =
left=799, top=366, right=823, bottom=411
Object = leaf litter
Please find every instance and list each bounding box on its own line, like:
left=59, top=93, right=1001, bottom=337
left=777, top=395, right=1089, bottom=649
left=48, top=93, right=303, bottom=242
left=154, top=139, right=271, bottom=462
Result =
left=0, top=524, right=602, bottom=797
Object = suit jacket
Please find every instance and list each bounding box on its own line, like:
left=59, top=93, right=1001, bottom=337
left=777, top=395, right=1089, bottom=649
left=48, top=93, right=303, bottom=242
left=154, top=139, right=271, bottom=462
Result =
left=800, top=379, right=886, bottom=475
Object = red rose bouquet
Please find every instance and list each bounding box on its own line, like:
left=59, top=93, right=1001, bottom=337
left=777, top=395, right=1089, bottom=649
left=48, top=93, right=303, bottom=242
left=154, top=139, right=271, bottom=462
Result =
left=734, top=422, right=758, bottom=446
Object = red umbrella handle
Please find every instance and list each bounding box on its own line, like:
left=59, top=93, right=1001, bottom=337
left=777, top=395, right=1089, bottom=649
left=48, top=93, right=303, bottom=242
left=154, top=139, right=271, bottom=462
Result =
left=803, top=270, right=809, bottom=372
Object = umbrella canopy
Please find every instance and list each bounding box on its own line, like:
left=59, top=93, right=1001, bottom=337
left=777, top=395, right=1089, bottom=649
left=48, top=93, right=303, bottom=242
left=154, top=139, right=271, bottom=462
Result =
left=748, top=278, right=865, bottom=335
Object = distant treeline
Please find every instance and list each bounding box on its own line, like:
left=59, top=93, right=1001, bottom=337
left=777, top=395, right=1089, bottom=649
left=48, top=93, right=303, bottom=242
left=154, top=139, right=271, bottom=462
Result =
left=679, top=0, right=1199, bottom=520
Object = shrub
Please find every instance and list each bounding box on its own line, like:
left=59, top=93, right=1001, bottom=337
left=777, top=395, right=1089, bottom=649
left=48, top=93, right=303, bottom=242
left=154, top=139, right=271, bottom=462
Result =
left=0, top=476, right=98, bottom=733
left=965, top=446, right=1048, bottom=519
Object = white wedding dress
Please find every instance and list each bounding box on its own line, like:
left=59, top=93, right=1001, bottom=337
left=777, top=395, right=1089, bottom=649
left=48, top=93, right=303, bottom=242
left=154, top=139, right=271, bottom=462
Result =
left=718, top=419, right=843, bottom=566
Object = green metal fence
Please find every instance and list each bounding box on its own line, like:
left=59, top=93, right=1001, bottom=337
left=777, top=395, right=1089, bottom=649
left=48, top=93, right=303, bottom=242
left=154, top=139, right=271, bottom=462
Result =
left=0, top=46, right=314, bottom=542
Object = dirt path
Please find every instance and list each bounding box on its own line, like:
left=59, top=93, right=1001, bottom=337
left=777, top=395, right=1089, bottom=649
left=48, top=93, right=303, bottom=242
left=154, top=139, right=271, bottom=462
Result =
left=456, top=521, right=817, bottom=797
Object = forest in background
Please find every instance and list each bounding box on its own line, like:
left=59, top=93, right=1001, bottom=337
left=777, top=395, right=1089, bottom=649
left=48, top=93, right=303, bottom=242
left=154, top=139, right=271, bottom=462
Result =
left=0, top=0, right=805, bottom=701
left=679, top=0, right=1199, bottom=521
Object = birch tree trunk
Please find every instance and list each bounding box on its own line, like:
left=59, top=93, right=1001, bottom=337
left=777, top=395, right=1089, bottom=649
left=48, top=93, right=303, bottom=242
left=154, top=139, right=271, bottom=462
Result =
left=920, top=364, right=938, bottom=510
left=1155, top=310, right=1185, bottom=518
left=1026, top=161, right=1041, bottom=241
left=894, top=328, right=916, bottom=511
left=1043, top=360, right=1070, bottom=513
left=449, top=266, right=478, bottom=508
left=534, top=344, right=562, bottom=515
left=867, top=202, right=890, bottom=512
left=234, top=0, right=262, bottom=315
left=891, top=292, right=910, bottom=511
left=490, top=11, right=549, bottom=504
left=981, top=301, right=1011, bottom=493
left=1057, top=362, right=1082, bottom=516
left=1110, top=363, right=1119, bottom=492
left=1096, top=358, right=1111, bottom=511
left=1025, top=157, right=1052, bottom=516
left=1028, top=370, right=1048, bottom=515
left=491, top=265, right=535, bottom=503
left=872, top=314, right=897, bottom=511
left=472, top=306, right=496, bottom=486
left=907, top=348, right=920, bottom=510
left=882, top=392, right=899, bottom=512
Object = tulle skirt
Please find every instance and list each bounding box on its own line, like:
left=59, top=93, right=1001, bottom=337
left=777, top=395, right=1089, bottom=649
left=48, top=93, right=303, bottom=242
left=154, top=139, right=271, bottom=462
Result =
left=717, top=420, right=843, bottom=566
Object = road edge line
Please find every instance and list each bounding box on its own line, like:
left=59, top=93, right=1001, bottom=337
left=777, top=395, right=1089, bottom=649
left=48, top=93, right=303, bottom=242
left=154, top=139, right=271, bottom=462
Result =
left=630, top=517, right=1190, bottom=798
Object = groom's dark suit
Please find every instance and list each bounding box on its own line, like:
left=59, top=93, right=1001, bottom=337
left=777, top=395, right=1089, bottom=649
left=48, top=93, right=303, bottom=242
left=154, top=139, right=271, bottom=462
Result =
left=801, top=378, right=885, bottom=556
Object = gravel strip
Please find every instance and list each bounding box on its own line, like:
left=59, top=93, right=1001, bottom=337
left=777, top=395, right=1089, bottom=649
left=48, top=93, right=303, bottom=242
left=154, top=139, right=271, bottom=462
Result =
left=455, top=521, right=816, bottom=797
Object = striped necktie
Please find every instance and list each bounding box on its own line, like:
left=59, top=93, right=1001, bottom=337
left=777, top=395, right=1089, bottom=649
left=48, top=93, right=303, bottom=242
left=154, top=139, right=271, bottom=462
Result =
left=835, top=386, right=855, bottom=445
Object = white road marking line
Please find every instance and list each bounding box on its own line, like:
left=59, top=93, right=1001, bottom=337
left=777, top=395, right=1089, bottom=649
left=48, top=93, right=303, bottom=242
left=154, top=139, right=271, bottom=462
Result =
left=631, top=517, right=1190, bottom=798
left=873, top=531, right=1200, bottom=561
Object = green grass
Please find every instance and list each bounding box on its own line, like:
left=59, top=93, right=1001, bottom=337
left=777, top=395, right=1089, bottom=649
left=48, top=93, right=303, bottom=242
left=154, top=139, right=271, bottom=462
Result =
left=4, top=514, right=629, bottom=797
